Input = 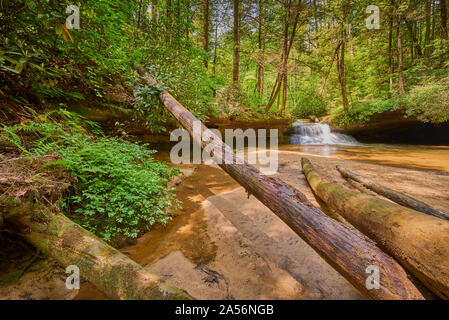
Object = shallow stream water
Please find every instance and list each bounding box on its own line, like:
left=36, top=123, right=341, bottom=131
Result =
left=75, top=125, right=449, bottom=299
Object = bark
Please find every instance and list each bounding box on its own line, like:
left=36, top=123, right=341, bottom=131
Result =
left=255, top=0, right=264, bottom=98
left=442, top=0, right=448, bottom=39
left=233, top=0, right=240, bottom=90
left=141, top=72, right=424, bottom=300
left=397, top=0, right=405, bottom=94
left=388, top=1, right=394, bottom=95
left=348, top=23, right=354, bottom=57
left=302, top=158, right=449, bottom=299
left=336, top=40, right=349, bottom=109
left=336, top=166, right=449, bottom=221
left=3, top=201, right=192, bottom=300
left=406, top=20, right=422, bottom=58
left=425, top=0, right=431, bottom=55
left=213, top=23, right=218, bottom=78
left=203, top=0, right=209, bottom=69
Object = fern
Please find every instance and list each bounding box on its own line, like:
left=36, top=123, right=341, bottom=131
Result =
left=2, top=110, right=178, bottom=242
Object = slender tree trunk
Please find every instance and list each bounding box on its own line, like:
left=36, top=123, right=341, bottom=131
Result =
left=266, top=1, right=301, bottom=112
left=233, top=0, right=240, bottom=91
left=203, top=0, right=209, bottom=69
left=256, top=0, right=264, bottom=98
left=137, top=0, right=144, bottom=28
left=397, top=0, right=405, bottom=94
left=432, top=0, right=436, bottom=40
left=442, top=0, right=448, bottom=39
left=213, top=24, right=218, bottom=77
left=336, top=40, right=349, bottom=109
left=278, top=4, right=290, bottom=115
left=388, top=0, right=394, bottom=95
left=425, top=0, right=432, bottom=55
left=166, top=0, right=172, bottom=42
left=348, top=23, right=354, bottom=57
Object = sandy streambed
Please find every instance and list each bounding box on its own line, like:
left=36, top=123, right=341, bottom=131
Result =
left=2, top=144, right=449, bottom=300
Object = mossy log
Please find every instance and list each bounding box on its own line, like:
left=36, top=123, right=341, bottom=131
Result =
left=142, top=74, right=423, bottom=300
left=3, top=201, right=193, bottom=300
left=336, top=165, right=449, bottom=221
left=302, top=158, right=449, bottom=299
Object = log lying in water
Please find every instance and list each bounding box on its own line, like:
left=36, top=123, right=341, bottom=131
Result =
left=336, top=165, right=449, bottom=221
left=3, top=201, right=193, bottom=300
left=144, top=75, right=423, bottom=300
left=302, top=158, right=449, bottom=299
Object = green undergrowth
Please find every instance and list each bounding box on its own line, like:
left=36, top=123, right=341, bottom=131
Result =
left=330, top=76, right=449, bottom=127
left=1, top=109, right=179, bottom=242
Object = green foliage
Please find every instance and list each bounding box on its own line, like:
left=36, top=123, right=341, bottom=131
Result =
left=2, top=111, right=178, bottom=242
left=405, top=78, right=449, bottom=123
left=290, top=77, right=328, bottom=118
left=59, top=137, right=178, bottom=242
left=330, top=96, right=406, bottom=127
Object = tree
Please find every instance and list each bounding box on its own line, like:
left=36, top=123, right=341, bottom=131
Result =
left=265, top=0, right=302, bottom=114
left=203, top=0, right=210, bottom=68
left=233, top=0, right=240, bottom=91
left=442, top=0, right=448, bottom=39
left=388, top=0, right=395, bottom=95
left=397, top=0, right=405, bottom=94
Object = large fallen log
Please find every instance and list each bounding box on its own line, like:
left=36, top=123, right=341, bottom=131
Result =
left=302, top=158, right=449, bottom=299
left=336, top=165, right=449, bottom=221
left=144, top=74, right=423, bottom=300
left=3, top=200, right=193, bottom=300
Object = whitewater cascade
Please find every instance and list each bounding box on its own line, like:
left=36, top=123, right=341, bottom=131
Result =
left=290, top=121, right=358, bottom=145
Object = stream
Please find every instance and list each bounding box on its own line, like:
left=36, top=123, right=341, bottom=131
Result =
left=74, top=122, right=449, bottom=300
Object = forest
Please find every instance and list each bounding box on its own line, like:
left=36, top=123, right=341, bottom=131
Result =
left=1, top=0, right=449, bottom=302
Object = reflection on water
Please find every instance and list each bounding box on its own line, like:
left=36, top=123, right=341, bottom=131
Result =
left=279, top=143, right=449, bottom=172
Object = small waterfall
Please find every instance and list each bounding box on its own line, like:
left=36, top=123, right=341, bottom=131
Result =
left=290, top=121, right=358, bottom=145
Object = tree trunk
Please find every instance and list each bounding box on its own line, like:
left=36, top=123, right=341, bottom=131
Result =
left=213, top=23, right=218, bottom=78
left=425, top=0, right=432, bottom=55
left=233, top=0, right=240, bottom=91
left=140, top=72, right=424, bottom=300
left=256, top=0, right=264, bottom=98
left=348, top=23, right=354, bottom=57
left=388, top=0, right=394, bottom=95
left=3, top=201, right=192, bottom=300
left=397, top=0, right=405, bottom=94
left=336, top=166, right=449, bottom=221
left=336, top=40, right=349, bottom=109
left=266, top=1, right=301, bottom=112
left=203, top=0, right=209, bottom=69
left=302, top=158, right=449, bottom=299
left=442, top=0, right=448, bottom=39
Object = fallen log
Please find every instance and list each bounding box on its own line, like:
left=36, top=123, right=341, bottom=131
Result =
left=3, top=200, right=193, bottom=300
left=336, top=165, right=449, bottom=221
left=302, top=158, right=449, bottom=299
left=144, top=74, right=423, bottom=300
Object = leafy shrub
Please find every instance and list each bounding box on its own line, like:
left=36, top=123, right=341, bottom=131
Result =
left=2, top=110, right=178, bottom=242
left=405, top=78, right=449, bottom=123
left=329, top=97, right=406, bottom=127
left=289, top=76, right=328, bottom=118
